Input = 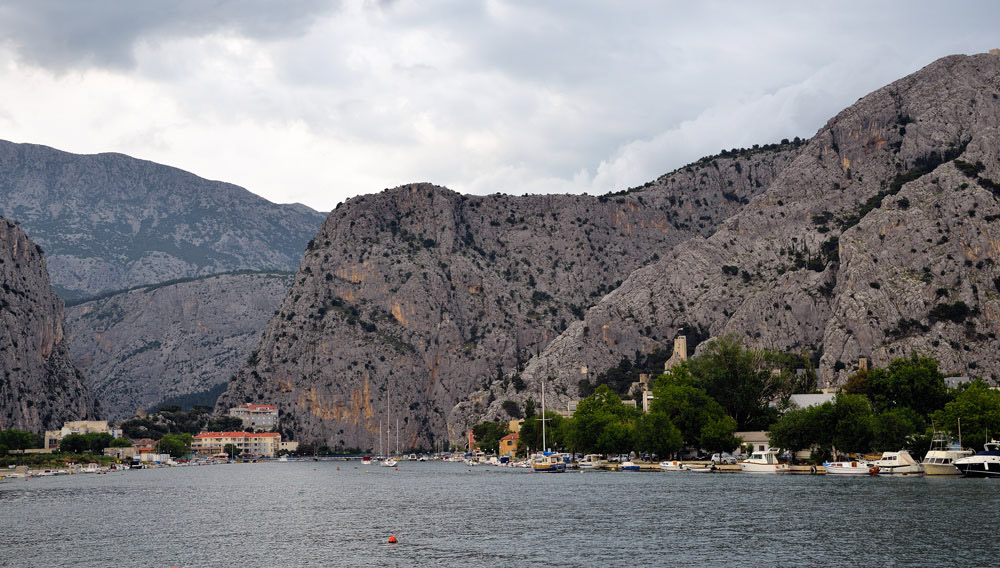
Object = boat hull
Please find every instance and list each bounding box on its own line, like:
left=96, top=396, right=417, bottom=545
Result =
left=922, top=462, right=962, bottom=476
left=956, top=462, right=1000, bottom=478
left=739, top=463, right=789, bottom=474
left=823, top=461, right=870, bottom=475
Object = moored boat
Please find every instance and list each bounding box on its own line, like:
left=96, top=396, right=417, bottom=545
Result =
left=954, top=440, right=1000, bottom=478
left=871, top=450, right=923, bottom=476
left=738, top=450, right=789, bottom=474
left=579, top=454, right=603, bottom=470
left=658, top=460, right=689, bottom=472
left=620, top=460, right=640, bottom=472
left=823, top=460, right=871, bottom=475
left=531, top=453, right=566, bottom=473
left=922, top=433, right=971, bottom=476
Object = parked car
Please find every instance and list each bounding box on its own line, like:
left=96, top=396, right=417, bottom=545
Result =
left=711, top=452, right=737, bottom=465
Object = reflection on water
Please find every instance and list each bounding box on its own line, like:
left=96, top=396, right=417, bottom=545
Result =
left=2, top=462, right=999, bottom=567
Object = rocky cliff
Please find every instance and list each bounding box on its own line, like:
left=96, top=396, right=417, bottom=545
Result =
left=0, top=141, right=326, bottom=299
left=65, top=271, right=293, bottom=420
left=218, top=143, right=800, bottom=449
left=0, top=218, right=97, bottom=431
left=465, top=52, right=1000, bottom=425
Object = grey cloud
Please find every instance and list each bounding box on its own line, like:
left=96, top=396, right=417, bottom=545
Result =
left=0, top=0, right=336, bottom=70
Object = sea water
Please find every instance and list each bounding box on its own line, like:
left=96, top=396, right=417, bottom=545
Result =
left=1, top=461, right=998, bottom=567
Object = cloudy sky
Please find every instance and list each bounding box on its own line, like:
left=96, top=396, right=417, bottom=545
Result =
left=0, top=1, right=998, bottom=211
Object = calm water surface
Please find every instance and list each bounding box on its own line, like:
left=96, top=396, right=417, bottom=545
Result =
left=1, top=461, right=998, bottom=567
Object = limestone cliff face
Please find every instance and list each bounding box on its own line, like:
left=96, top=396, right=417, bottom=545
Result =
left=65, top=272, right=293, bottom=420
left=471, top=52, right=1000, bottom=423
left=0, top=218, right=97, bottom=431
left=217, top=144, right=798, bottom=449
left=0, top=140, right=326, bottom=299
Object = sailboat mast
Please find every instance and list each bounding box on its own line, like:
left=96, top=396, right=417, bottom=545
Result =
left=541, top=379, right=547, bottom=451
left=396, top=418, right=399, bottom=455
left=386, top=389, right=391, bottom=458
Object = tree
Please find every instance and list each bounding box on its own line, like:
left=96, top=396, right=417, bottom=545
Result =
left=699, top=416, right=740, bottom=454
left=931, top=379, right=1000, bottom=451
left=650, top=372, right=728, bottom=448
left=501, top=400, right=523, bottom=419
left=110, top=437, right=134, bottom=448
left=830, top=394, right=875, bottom=454
left=223, top=443, right=240, bottom=459
left=873, top=407, right=925, bottom=451
left=158, top=433, right=193, bottom=458
left=866, top=355, right=950, bottom=417
left=768, top=405, right=830, bottom=454
left=570, top=385, right=640, bottom=454
left=635, top=412, right=683, bottom=458
left=0, top=429, right=42, bottom=455
left=59, top=434, right=90, bottom=454
left=86, top=432, right=114, bottom=454
left=518, top=411, right=565, bottom=455
left=472, top=421, right=510, bottom=454
left=686, top=335, right=782, bottom=430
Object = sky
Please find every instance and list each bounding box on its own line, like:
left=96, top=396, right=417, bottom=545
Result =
left=0, top=1, right=998, bottom=212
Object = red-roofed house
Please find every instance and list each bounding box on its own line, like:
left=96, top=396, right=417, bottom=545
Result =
left=499, top=432, right=519, bottom=457
left=228, top=403, right=279, bottom=430
left=192, top=432, right=282, bottom=457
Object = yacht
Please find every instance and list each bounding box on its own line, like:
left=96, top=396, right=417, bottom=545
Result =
left=658, top=460, right=689, bottom=472
left=823, top=460, right=872, bottom=475
left=531, top=453, right=566, bottom=473
left=579, top=454, right=603, bottom=470
left=872, top=450, right=923, bottom=476
left=922, top=433, right=972, bottom=476
left=738, top=450, right=789, bottom=474
left=954, top=440, right=1000, bottom=478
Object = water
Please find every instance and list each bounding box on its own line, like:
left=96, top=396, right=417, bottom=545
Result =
left=1, top=462, right=998, bottom=567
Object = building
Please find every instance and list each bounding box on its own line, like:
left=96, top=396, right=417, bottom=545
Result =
left=499, top=432, right=519, bottom=457
left=664, top=335, right=688, bottom=371
left=192, top=432, right=282, bottom=457
left=507, top=419, right=524, bottom=434
left=279, top=441, right=299, bottom=453
left=735, top=431, right=773, bottom=455
left=44, top=420, right=123, bottom=450
left=228, top=404, right=279, bottom=430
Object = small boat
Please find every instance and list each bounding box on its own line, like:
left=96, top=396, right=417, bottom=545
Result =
left=922, top=433, right=972, bottom=476
left=277, top=456, right=289, bottom=463
left=871, top=450, right=923, bottom=476
left=531, top=453, right=566, bottom=473
left=579, top=454, right=603, bottom=470
left=738, top=450, right=789, bottom=474
left=659, top=460, right=689, bottom=472
left=381, top=457, right=397, bottom=467
left=620, top=461, right=640, bottom=472
left=361, top=456, right=372, bottom=466
left=823, top=460, right=872, bottom=475
left=954, top=440, right=1000, bottom=478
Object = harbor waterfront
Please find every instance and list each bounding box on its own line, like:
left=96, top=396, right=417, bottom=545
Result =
left=2, top=460, right=998, bottom=567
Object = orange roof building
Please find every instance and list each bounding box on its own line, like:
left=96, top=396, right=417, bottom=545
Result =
left=192, top=431, right=281, bottom=457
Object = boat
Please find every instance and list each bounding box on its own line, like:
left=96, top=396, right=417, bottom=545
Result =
left=954, top=440, right=1000, bottom=478
left=823, top=460, right=872, bottom=475
left=922, top=432, right=972, bottom=476
left=738, top=450, right=790, bottom=474
left=361, top=456, right=372, bottom=466
left=620, top=460, right=640, bottom=471
left=380, top=387, right=397, bottom=468
left=531, top=452, right=566, bottom=473
left=277, top=456, right=289, bottom=463
left=871, top=450, right=924, bottom=476
left=579, top=454, right=603, bottom=470
left=381, top=457, right=398, bottom=467
left=659, top=460, right=689, bottom=472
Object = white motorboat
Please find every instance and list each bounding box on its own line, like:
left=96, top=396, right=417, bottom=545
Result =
left=954, top=440, right=1000, bottom=478
left=922, top=433, right=971, bottom=476
left=381, top=457, right=397, bottom=467
left=620, top=460, right=640, bottom=471
left=277, top=456, right=289, bottom=462
left=872, top=450, right=923, bottom=476
left=579, top=454, right=603, bottom=470
left=658, top=460, right=689, bottom=472
left=738, top=450, right=789, bottom=474
left=823, top=460, right=872, bottom=475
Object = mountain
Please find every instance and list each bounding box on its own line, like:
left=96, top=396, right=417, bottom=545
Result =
left=463, top=52, right=1000, bottom=424
left=217, top=142, right=801, bottom=449
left=0, top=217, right=97, bottom=432
left=65, top=271, right=293, bottom=420
left=0, top=141, right=327, bottom=299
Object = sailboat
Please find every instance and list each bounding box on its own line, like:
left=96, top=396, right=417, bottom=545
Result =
left=530, top=378, right=565, bottom=473
left=381, top=390, right=397, bottom=467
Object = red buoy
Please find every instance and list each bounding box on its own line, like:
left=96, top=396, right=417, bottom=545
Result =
left=388, top=535, right=398, bottom=544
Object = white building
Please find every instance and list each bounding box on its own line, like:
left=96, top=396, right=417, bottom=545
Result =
left=228, top=403, right=279, bottom=430
left=192, top=431, right=281, bottom=457
left=44, top=420, right=123, bottom=450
